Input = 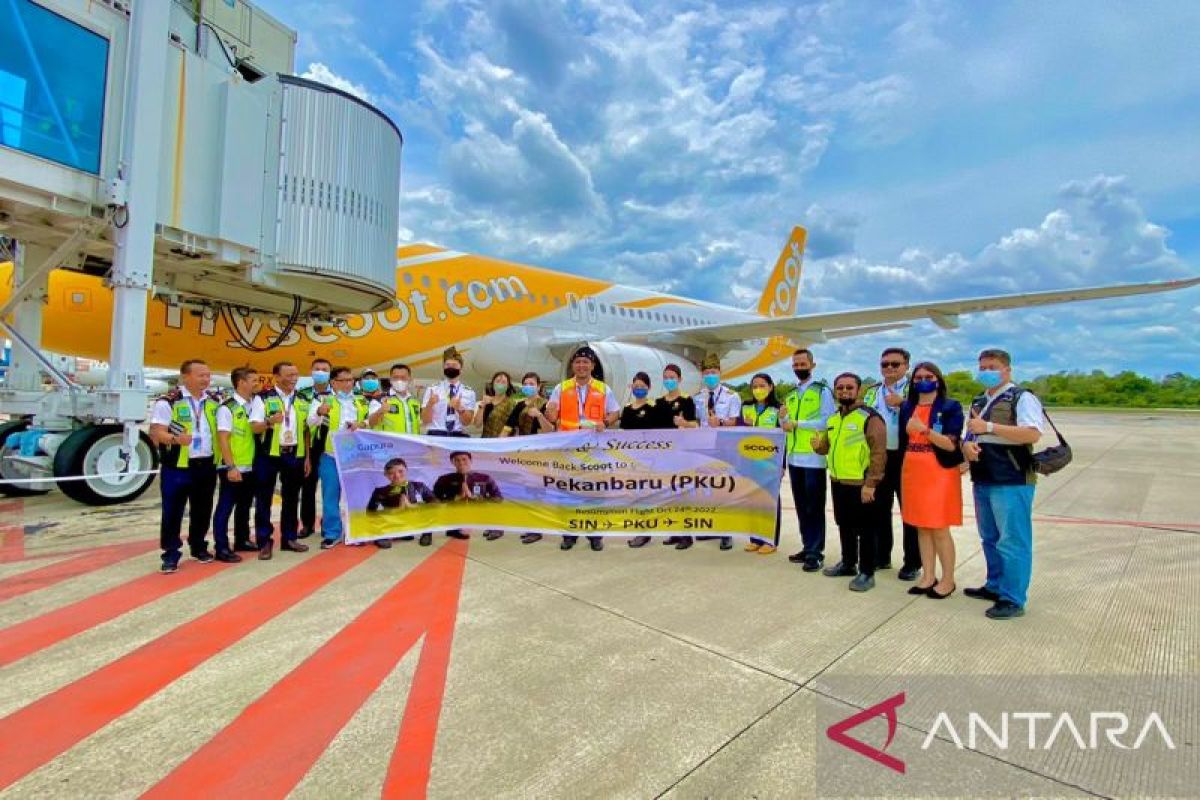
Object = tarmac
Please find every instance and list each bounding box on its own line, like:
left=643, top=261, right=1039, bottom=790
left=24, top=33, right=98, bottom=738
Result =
left=0, top=409, right=1196, bottom=799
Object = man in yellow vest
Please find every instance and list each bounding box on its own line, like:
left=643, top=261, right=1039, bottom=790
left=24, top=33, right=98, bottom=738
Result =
left=370, top=363, right=422, bottom=434
left=213, top=365, right=268, bottom=561
left=254, top=361, right=311, bottom=557
left=308, top=366, right=390, bottom=549
left=149, top=359, right=221, bottom=573
left=812, top=373, right=887, bottom=591
left=298, top=357, right=333, bottom=540
left=779, top=348, right=836, bottom=571
left=545, top=345, right=620, bottom=551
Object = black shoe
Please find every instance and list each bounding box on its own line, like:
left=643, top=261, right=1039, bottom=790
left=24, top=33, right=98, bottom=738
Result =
left=446, top=531, right=470, bottom=540
left=720, top=537, right=733, bottom=550
left=897, top=566, right=921, bottom=582
left=320, top=539, right=338, bottom=550
left=926, top=583, right=955, bottom=599
left=849, top=573, right=875, bottom=592
left=822, top=561, right=856, bottom=577
left=399, top=536, right=415, bottom=541
left=907, top=584, right=934, bottom=595
left=297, top=529, right=314, bottom=540
left=788, top=551, right=807, bottom=563
left=374, top=539, right=393, bottom=549
left=589, top=538, right=604, bottom=551
left=561, top=539, right=575, bottom=550
left=419, top=532, right=432, bottom=547
left=191, top=550, right=215, bottom=563
left=160, top=559, right=179, bottom=574
left=628, top=536, right=651, bottom=548
left=965, top=586, right=1000, bottom=602
left=258, top=542, right=273, bottom=560
left=521, top=533, right=542, bottom=544
left=483, top=530, right=504, bottom=541
left=663, top=537, right=679, bottom=546
left=985, top=600, right=1025, bottom=620
left=877, top=562, right=893, bottom=571
left=233, top=541, right=259, bottom=553
left=674, top=537, right=693, bottom=550
left=281, top=540, right=309, bottom=552
left=801, top=558, right=823, bottom=573
left=215, top=551, right=242, bottom=563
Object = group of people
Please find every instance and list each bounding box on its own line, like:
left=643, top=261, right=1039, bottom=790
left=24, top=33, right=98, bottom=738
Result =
left=153, top=343, right=1044, bottom=620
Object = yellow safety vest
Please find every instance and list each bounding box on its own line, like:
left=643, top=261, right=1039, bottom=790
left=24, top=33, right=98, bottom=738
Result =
left=826, top=407, right=875, bottom=481
left=784, top=381, right=829, bottom=456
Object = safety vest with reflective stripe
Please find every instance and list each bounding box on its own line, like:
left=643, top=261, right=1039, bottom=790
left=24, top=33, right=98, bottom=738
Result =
left=825, top=407, right=876, bottom=481
left=259, top=390, right=311, bottom=457
left=218, top=397, right=257, bottom=470
left=783, top=381, right=829, bottom=456
left=326, top=395, right=370, bottom=434
left=557, top=378, right=609, bottom=431
left=377, top=394, right=421, bottom=434
left=741, top=403, right=780, bottom=428
left=159, top=391, right=220, bottom=468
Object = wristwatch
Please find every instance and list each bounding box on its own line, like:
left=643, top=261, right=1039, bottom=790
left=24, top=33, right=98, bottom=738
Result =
left=986, top=421, right=994, bottom=434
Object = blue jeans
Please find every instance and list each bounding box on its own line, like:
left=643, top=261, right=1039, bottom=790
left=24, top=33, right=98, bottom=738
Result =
left=319, top=454, right=343, bottom=542
left=788, top=465, right=827, bottom=559
left=973, top=483, right=1036, bottom=607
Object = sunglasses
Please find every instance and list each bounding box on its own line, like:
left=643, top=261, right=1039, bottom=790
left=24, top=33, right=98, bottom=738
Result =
left=880, top=361, right=906, bottom=368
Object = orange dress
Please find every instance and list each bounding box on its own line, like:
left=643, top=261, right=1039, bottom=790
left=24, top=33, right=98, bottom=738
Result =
left=900, top=405, right=963, bottom=528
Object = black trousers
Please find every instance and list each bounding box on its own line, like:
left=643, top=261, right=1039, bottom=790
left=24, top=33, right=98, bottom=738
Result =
left=255, top=452, right=305, bottom=545
left=300, top=436, right=326, bottom=535
left=159, top=458, right=217, bottom=562
left=877, top=449, right=919, bottom=569
left=830, top=480, right=881, bottom=576
left=213, top=469, right=256, bottom=553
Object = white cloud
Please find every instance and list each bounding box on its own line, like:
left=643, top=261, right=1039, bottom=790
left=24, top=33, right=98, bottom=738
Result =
left=300, top=62, right=375, bottom=103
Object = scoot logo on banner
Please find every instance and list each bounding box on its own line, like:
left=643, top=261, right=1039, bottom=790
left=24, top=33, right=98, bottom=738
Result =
left=738, top=436, right=780, bottom=461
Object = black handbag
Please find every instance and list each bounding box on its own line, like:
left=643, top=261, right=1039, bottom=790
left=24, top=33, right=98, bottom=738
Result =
left=935, top=441, right=965, bottom=469
left=1032, top=409, right=1072, bottom=475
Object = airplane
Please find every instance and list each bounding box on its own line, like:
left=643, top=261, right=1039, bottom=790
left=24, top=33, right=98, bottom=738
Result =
left=0, top=227, right=1197, bottom=400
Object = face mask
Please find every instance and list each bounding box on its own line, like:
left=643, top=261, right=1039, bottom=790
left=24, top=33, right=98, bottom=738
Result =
left=392, top=379, right=409, bottom=393
left=703, top=374, right=720, bottom=389
left=444, top=367, right=461, bottom=380
left=838, top=396, right=856, bottom=408
left=632, top=387, right=649, bottom=400
left=493, top=382, right=508, bottom=394
left=977, top=369, right=1003, bottom=389
left=663, top=378, right=679, bottom=392
left=751, top=387, right=771, bottom=402
left=794, top=368, right=812, bottom=381
left=521, top=384, right=537, bottom=397
left=311, top=370, right=330, bottom=385
left=361, top=379, right=380, bottom=393
left=914, top=379, right=938, bottom=394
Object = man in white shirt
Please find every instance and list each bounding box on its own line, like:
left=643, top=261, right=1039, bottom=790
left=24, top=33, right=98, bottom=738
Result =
left=299, top=357, right=333, bottom=539
left=689, top=352, right=741, bottom=551
left=862, top=347, right=921, bottom=580
left=212, top=365, right=267, bottom=560
left=254, top=361, right=311, bottom=557
left=963, top=348, right=1045, bottom=621
left=422, top=346, right=477, bottom=437
left=149, top=359, right=220, bottom=573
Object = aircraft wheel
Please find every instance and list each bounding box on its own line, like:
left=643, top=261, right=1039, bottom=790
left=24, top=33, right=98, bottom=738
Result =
left=53, top=425, right=159, bottom=506
left=0, top=418, right=51, bottom=497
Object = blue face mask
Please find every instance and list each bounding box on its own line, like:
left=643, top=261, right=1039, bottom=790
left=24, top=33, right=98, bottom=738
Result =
left=361, top=378, right=380, bottom=393
left=632, top=387, right=649, bottom=399
left=977, top=369, right=1003, bottom=389
left=914, top=379, right=938, bottom=394
left=522, top=384, right=537, bottom=397
left=663, top=378, right=679, bottom=392
left=311, top=370, right=330, bottom=385
left=703, top=374, right=720, bottom=389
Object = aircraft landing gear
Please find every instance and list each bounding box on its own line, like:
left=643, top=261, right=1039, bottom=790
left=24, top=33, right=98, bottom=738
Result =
left=52, top=424, right=158, bottom=506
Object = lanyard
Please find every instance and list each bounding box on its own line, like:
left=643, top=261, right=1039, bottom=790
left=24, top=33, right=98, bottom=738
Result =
left=185, top=395, right=204, bottom=451
left=277, top=391, right=295, bottom=429
left=576, top=382, right=591, bottom=421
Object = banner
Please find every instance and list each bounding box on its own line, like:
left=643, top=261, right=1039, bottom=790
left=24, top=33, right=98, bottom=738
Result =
left=331, top=428, right=786, bottom=543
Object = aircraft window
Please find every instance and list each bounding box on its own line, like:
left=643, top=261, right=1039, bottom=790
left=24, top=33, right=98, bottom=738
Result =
left=439, top=279, right=448, bottom=290
left=554, top=297, right=562, bottom=308
left=422, top=275, right=431, bottom=288
left=638, top=309, right=646, bottom=319
left=619, top=307, right=627, bottom=317
left=542, top=294, right=549, bottom=305
left=402, top=272, right=413, bottom=285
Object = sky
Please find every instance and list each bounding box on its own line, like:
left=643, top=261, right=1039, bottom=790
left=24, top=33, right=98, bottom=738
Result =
left=257, top=0, right=1200, bottom=380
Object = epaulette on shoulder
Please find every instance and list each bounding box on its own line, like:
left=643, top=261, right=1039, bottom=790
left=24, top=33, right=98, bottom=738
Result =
left=159, top=387, right=183, bottom=402
left=221, top=396, right=238, bottom=408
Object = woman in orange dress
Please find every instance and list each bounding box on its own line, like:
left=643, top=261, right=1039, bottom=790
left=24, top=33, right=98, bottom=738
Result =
left=899, top=361, right=964, bottom=599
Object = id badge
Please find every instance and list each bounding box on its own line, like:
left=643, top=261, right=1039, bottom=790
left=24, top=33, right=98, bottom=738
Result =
left=932, top=422, right=943, bottom=434
left=280, top=426, right=297, bottom=446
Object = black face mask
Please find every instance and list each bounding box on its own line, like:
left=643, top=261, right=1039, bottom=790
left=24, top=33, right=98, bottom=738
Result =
left=838, top=397, right=856, bottom=408
left=794, top=368, right=812, bottom=381
left=443, top=367, right=461, bottom=379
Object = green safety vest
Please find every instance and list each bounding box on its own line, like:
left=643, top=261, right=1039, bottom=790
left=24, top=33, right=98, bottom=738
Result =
left=377, top=394, right=421, bottom=434
left=161, top=391, right=220, bottom=468
left=218, top=397, right=257, bottom=470
left=260, top=390, right=311, bottom=457
left=324, top=394, right=370, bottom=434
left=784, top=381, right=829, bottom=456
left=826, top=407, right=876, bottom=481
left=741, top=403, right=780, bottom=428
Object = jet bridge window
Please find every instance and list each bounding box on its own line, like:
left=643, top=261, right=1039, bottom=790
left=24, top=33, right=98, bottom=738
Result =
left=0, top=0, right=108, bottom=174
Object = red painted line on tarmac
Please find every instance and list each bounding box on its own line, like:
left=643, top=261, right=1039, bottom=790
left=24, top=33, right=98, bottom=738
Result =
left=0, top=526, right=22, bottom=564
left=142, top=540, right=469, bottom=800
left=0, top=540, right=160, bottom=602
left=383, top=542, right=470, bottom=800
left=15, top=539, right=159, bottom=563
left=0, top=562, right=234, bottom=668
left=0, top=546, right=376, bottom=791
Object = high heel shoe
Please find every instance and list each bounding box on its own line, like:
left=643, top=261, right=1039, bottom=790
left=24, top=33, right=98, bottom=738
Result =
left=926, top=583, right=956, bottom=599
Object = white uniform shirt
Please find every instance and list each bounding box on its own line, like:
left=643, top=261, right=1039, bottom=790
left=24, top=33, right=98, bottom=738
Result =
left=869, top=376, right=908, bottom=451
left=151, top=386, right=216, bottom=458
left=421, top=381, right=478, bottom=433
left=215, top=393, right=265, bottom=470
left=973, top=382, right=1046, bottom=443
left=547, top=380, right=622, bottom=418
left=695, top=384, right=742, bottom=427
left=785, top=377, right=836, bottom=469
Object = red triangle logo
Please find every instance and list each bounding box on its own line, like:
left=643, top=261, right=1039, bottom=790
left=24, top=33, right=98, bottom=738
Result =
left=826, top=692, right=907, bottom=773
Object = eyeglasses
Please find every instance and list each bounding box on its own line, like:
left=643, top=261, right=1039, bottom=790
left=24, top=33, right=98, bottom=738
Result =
left=880, top=361, right=906, bottom=368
